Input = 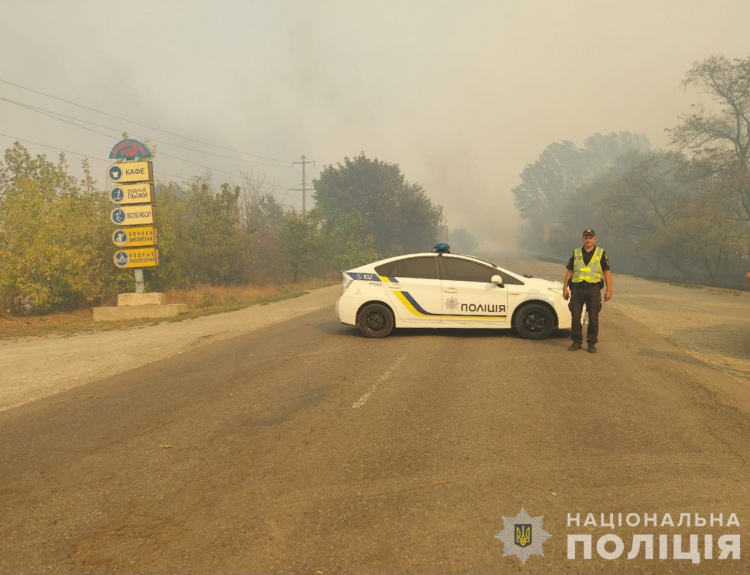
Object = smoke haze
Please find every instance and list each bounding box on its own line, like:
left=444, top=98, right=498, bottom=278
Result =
left=1, top=0, right=748, bottom=250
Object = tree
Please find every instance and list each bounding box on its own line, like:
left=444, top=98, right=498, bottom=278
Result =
left=182, top=176, right=250, bottom=285
left=313, top=153, right=444, bottom=256
left=583, top=150, right=746, bottom=281
left=512, top=140, right=588, bottom=224
left=669, top=55, right=750, bottom=219
left=512, top=132, right=651, bottom=251
left=320, top=211, right=378, bottom=270
left=0, top=143, right=128, bottom=313
left=279, top=209, right=321, bottom=282
left=653, top=187, right=746, bottom=280
left=149, top=182, right=191, bottom=290
left=563, top=150, right=669, bottom=240
left=395, top=181, right=444, bottom=254
left=583, top=132, right=651, bottom=174
left=238, top=169, right=280, bottom=228
left=238, top=170, right=286, bottom=282
left=595, top=151, right=690, bottom=275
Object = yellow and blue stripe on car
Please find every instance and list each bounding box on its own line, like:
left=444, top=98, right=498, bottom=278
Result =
left=346, top=272, right=506, bottom=320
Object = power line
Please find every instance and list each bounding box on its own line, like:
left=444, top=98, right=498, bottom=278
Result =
left=0, top=77, right=291, bottom=165
left=0, top=97, right=291, bottom=170
left=0, top=132, right=189, bottom=182
left=0, top=133, right=296, bottom=198
left=1, top=98, right=245, bottom=178
left=156, top=150, right=247, bottom=180
left=0, top=132, right=106, bottom=164
left=1, top=97, right=116, bottom=141
left=0, top=98, right=283, bottom=179
left=291, top=155, right=315, bottom=214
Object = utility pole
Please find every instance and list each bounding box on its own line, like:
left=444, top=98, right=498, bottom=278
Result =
left=291, top=155, right=315, bottom=215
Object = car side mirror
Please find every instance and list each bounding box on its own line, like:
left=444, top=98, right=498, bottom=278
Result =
left=491, top=274, right=504, bottom=287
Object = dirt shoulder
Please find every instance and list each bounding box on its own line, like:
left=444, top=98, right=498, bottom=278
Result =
left=526, top=258, right=750, bottom=382
left=0, top=286, right=341, bottom=411
left=608, top=275, right=750, bottom=382
left=1, top=274, right=748, bottom=412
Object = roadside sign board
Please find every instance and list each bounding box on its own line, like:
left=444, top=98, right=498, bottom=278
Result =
left=112, top=226, right=157, bottom=247
left=107, top=161, right=153, bottom=183
left=110, top=205, right=156, bottom=226
left=109, top=183, right=155, bottom=205
left=113, top=247, right=160, bottom=269
left=109, top=139, right=153, bottom=159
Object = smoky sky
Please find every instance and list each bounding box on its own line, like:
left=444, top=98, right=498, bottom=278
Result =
left=1, top=0, right=749, bottom=250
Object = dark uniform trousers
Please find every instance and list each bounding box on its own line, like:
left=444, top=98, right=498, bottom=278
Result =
left=568, top=282, right=603, bottom=344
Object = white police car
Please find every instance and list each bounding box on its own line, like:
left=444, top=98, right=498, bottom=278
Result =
left=335, top=243, right=571, bottom=339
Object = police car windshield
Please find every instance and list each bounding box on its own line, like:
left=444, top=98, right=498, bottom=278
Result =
left=457, top=253, right=500, bottom=268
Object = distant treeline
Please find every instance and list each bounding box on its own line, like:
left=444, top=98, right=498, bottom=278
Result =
left=0, top=149, right=443, bottom=315
left=513, top=55, right=750, bottom=287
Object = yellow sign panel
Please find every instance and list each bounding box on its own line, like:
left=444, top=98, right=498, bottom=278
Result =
left=109, top=183, right=155, bottom=205
left=113, top=247, right=160, bottom=269
left=107, top=161, right=153, bottom=184
left=110, top=205, right=156, bottom=226
left=112, top=226, right=157, bottom=247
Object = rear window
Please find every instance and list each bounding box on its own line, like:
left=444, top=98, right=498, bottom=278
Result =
left=389, top=257, right=438, bottom=279
left=374, top=261, right=395, bottom=276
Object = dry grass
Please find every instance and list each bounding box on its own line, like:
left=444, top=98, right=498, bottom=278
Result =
left=164, top=277, right=333, bottom=310
left=0, top=278, right=336, bottom=340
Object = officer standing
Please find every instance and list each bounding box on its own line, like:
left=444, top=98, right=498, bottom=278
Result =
left=562, top=228, right=613, bottom=354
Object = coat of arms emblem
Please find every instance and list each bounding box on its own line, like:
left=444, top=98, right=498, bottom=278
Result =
left=495, top=508, right=552, bottom=565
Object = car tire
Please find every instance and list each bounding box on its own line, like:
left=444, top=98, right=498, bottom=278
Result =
left=358, top=303, right=394, bottom=338
left=514, top=303, right=555, bottom=340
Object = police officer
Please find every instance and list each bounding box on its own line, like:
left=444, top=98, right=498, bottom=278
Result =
left=562, top=228, right=613, bottom=353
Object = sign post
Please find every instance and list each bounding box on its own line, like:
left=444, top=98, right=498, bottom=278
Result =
left=112, top=226, right=157, bottom=247
left=113, top=247, right=160, bottom=268
left=107, top=139, right=158, bottom=293
left=93, top=139, right=186, bottom=322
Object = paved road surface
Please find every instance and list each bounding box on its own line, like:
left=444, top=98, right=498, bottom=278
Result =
left=1, top=269, right=749, bottom=573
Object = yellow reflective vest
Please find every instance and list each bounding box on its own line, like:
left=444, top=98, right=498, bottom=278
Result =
left=571, top=247, right=604, bottom=284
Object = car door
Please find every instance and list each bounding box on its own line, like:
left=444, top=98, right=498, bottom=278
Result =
left=380, top=255, right=442, bottom=326
left=438, top=255, right=509, bottom=326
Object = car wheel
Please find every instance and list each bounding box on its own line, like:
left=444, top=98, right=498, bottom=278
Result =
left=514, top=303, right=555, bottom=340
left=358, top=303, right=394, bottom=338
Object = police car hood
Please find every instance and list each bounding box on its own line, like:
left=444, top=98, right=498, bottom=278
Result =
left=517, top=276, right=563, bottom=291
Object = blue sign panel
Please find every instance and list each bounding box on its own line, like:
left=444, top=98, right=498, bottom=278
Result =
left=113, top=230, right=128, bottom=245
left=110, top=187, right=124, bottom=203
left=111, top=208, right=126, bottom=224
left=114, top=251, right=130, bottom=267
left=109, top=165, right=123, bottom=181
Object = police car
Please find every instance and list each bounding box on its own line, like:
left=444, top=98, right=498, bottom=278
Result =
left=335, top=243, right=571, bottom=339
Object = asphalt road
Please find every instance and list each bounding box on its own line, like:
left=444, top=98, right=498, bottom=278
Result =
left=1, top=297, right=749, bottom=573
